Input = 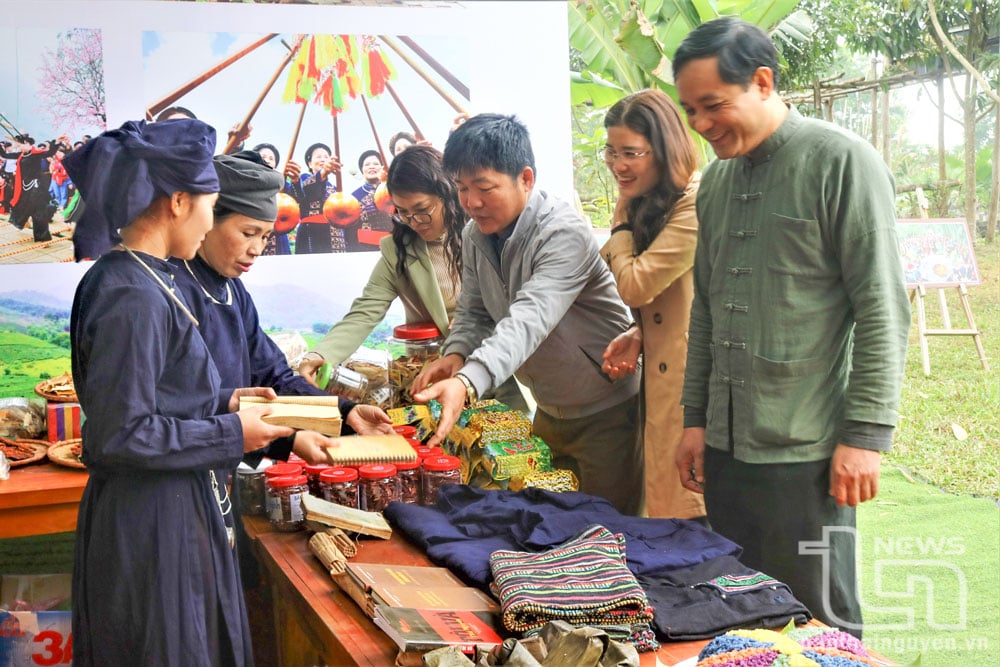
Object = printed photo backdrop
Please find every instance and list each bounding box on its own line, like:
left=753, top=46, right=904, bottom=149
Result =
left=0, top=0, right=573, bottom=399
left=143, top=31, right=471, bottom=255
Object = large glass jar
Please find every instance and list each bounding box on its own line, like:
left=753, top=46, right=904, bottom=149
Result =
left=319, top=466, right=360, bottom=509
left=358, top=463, right=400, bottom=512
left=235, top=460, right=271, bottom=515
left=387, top=322, right=442, bottom=407
left=265, top=474, right=308, bottom=532
left=420, top=455, right=462, bottom=506
left=264, top=462, right=302, bottom=481
left=317, top=362, right=370, bottom=403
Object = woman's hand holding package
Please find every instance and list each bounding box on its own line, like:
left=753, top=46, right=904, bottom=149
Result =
left=237, top=405, right=295, bottom=453
left=227, top=386, right=277, bottom=412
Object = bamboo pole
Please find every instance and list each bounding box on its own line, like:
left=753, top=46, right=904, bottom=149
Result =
left=397, top=36, right=470, bottom=100
left=359, top=94, right=387, bottom=166
left=332, top=114, right=343, bottom=191
left=378, top=35, right=468, bottom=115
left=146, top=33, right=279, bottom=120
left=223, top=35, right=305, bottom=155
left=384, top=81, right=424, bottom=140
left=287, top=101, right=309, bottom=173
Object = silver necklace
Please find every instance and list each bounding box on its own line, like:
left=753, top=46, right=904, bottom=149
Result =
left=183, top=259, right=233, bottom=306
left=119, top=243, right=200, bottom=326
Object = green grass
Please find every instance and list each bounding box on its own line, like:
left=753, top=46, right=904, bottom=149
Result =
left=890, top=243, right=1000, bottom=499
left=0, top=330, right=72, bottom=398
left=857, top=242, right=999, bottom=666
left=858, top=468, right=1000, bottom=667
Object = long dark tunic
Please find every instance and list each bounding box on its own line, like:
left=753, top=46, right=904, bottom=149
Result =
left=169, top=253, right=355, bottom=466
left=71, top=250, right=252, bottom=667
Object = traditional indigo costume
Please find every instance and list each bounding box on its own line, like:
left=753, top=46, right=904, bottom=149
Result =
left=66, top=120, right=255, bottom=667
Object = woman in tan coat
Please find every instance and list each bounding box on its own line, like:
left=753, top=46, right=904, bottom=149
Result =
left=599, top=89, right=706, bottom=520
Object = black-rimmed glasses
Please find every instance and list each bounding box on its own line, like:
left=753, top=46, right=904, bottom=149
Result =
left=393, top=203, right=438, bottom=226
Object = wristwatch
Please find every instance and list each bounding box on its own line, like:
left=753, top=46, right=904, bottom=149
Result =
left=454, top=373, right=478, bottom=407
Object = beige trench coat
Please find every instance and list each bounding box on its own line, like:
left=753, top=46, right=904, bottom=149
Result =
left=601, top=174, right=706, bottom=519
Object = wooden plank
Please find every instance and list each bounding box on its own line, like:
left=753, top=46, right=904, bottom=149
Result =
left=0, top=463, right=87, bottom=538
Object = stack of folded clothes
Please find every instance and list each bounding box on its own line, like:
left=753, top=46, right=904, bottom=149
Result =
left=489, top=525, right=658, bottom=651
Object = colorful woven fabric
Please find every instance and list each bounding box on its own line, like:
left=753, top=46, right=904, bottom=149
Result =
left=696, top=627, right=879, bottom=666
left=489, top=524, right=657, bottom=651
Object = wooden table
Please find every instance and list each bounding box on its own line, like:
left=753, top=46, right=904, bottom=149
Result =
left=246, top=515, right=740, bottom=667
left=0, top=462, right=87, bottom=538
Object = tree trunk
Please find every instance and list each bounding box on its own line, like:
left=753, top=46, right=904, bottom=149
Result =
left=881, top=87, right=891, bottom=164
left=987, top=102, right=999, bottom=243
left=870, top=59, right=879, bottom=149
left=962, top=73, right=977, bottom=240
left=937, top=71, right=946, bottom=182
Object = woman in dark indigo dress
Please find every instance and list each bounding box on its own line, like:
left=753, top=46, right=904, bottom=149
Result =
left=64, top=119, right=294, bottom=667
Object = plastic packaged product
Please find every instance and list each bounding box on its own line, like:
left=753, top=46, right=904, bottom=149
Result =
left=387, top=322, right=442, bottom=407
left=266, top=474, right=308, bottom=532
left=420, top=455, right=462, bottom=506
left=319, top=466, right=360, bottom=509
left=358, top=463, right=400, bottom=512
left=394, top=458, right=422, bottom=504
left=303, top=462, right=333, bottom=497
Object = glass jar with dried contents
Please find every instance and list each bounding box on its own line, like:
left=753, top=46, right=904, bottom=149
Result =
left=319, top=466, right=360, bottom=509
left=394, top=458, right=422, bottom=505
left=358, top=463, right=400, bottom=512
left=235, top=460, right=270, bottom=515
left=302, top=462, right=332, bottom=497
left=420, top=455, right=462, bottom=506
left=387, top=322, right=442, bottom=407
left=265, top=474, right=308, bottom=532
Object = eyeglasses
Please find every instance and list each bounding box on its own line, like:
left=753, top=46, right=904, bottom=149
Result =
left=600, top=147, right=652, bottom=165
left=393, top=203, right=438, bottom=226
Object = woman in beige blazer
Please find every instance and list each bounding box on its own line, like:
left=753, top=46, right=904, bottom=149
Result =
left=599, top=89, right=706, bottom=520
left=301, top=145, right=525, bottom=410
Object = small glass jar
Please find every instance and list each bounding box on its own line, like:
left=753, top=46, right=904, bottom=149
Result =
left=394, top=459, right=422, bottom=505
left=393, top=424, right=418, bottom=439
left=388, top=322, right=443, bottom=407
left=319, top=466, right=360, bottom=509
left=420, top=455, right=462, bottom=506
left=235, top=461, right=269, bottom=515
left=358, top=463, right=400, bottom=513
left=303, top=463, right=332, bottom=497
left=318, top=363, right=369, bottom=403
left=265, top=474, right=308, bottom=532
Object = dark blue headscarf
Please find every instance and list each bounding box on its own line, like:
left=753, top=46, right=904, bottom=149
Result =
left=62, top=119, right=219, bottom=261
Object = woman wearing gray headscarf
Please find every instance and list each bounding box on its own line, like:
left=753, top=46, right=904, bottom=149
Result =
left=65, top=119, right=293, bottom=666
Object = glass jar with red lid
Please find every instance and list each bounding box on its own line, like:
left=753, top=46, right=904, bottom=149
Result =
left=319, top=467, right=360, bottom=509
left=265, top=462, right=303, bottom=480
left=420, top=455, right=462, bottom=506
left=302, top=462, right=332, bottom=497
left=394, top=458, right=422, bottom=504
left=358, top=463, right=400, bottom=512
left=265, top=474, right=308, bottom=532
left=387, top=322, right=442, bottom=407
left=393, top=424, right=418, bottom=439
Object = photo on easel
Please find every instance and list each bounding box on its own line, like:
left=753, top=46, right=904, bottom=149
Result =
left=896, top=218, right=981, bottom=289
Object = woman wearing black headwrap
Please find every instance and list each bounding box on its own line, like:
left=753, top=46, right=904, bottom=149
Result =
left=64, top=119, right=294, bottom=667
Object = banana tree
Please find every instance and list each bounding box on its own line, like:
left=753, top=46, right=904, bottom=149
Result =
left=569, top=0, right=807, bottom=107
left=568, top=0, right=806, bottom=224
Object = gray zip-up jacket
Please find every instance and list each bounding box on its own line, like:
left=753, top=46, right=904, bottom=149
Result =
left=444, top=188, right=639, bottom=419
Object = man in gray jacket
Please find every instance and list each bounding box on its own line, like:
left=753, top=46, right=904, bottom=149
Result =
left=412, top=113, right=642, bottom=515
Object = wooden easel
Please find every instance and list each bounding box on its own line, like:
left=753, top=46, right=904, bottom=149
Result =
left=910, top=283, right=989, bottom=376
left=907, top=192, right=989, bottom=376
